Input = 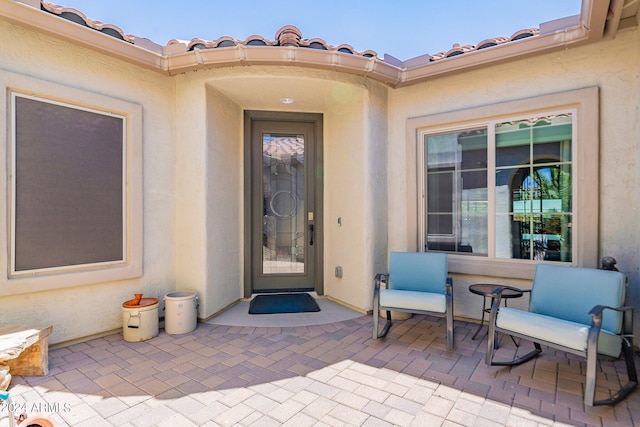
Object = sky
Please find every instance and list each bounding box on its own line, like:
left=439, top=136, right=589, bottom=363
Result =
left=55, top=1, right=582, bottom=61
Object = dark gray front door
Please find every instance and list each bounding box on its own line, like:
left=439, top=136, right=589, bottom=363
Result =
left=244, top=111, right=323, bottom=296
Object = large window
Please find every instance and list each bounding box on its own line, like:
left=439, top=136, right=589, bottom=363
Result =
left=12, top=94, right=126, bottom=273
left=1, top=71, right=143, bottom=296
left=408, top=88, right=598, bottom=279
left=424, top=114, right=573, bottom=262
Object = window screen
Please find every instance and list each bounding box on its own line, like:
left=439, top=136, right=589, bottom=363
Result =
left=12, top=95, right=125, bottom=272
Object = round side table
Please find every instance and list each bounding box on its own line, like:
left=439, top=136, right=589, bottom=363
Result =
left=468, top=283, right=523, bottom=340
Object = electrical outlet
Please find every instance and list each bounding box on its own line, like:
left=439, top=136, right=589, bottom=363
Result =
left=335, top=266, right=343, bottom=278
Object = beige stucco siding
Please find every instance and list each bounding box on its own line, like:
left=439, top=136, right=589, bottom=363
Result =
left=387, top=27, right=640, bottom=325
left=322, top=82, right=369, bottom=308
left=173, top=78, right=208, bottom=314
left=0, top=19, right=176, bottom=344
left=205, top=87, right=243, bottom=315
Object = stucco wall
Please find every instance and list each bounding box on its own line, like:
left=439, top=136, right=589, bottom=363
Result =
left=322, top=82, right=371, bottom=308
left=387, top=27, right=640, bottom=325
left=205, top=87, right=243, bottom=314
left=174, top=78, right=209, bottom=314
left=0, top=20, right=176, bottom=344
left=323, top=81, right=388, bottom=309
left=173, top=81, right=243, bottom=318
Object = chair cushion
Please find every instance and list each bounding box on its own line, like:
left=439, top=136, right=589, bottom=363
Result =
left=497, top=307, right=622, bottom=358
left=530, top=264, right=626, bottom=333
left=388, top=252, right=448, bottom=294
left=379, top=289, right=446, bottom=313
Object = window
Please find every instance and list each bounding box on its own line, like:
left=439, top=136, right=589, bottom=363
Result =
left=407, top=88, right=598, bottom=279
left=12, top=94, right=126, bottom=273
left=424, top=114, right=572, bottom=262
left=425, top=128, right=488, bottom=255
left=1, top=71, right=143, bottom=295
left=495, top=116, right=572, bottom=263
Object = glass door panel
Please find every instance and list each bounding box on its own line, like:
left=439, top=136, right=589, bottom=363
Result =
left=247, top=113, right=321, bottom=294
left=262, top=134, right=306, bottom=275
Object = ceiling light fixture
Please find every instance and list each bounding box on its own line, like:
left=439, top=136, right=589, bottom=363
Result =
left=279, top=97, right=294, bottom=104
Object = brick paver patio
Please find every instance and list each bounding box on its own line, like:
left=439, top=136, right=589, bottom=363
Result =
left=3, top=314, right=639, bottom=426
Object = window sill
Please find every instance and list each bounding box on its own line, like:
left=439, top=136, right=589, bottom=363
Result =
left=448, top=256, right=537, bottom=279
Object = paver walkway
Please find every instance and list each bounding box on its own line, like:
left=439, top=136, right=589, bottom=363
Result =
left=2, top=314, right=639, bottom=426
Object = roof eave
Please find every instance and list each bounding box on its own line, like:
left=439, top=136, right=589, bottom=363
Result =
left=397, top=25, right=591, bottom=87
left=166, top=45, right=402, bottom=86
left=1, top=0, right=614, bottom=88
left=581, top=0, right=610, bottom=38
left=396, top=0, right=611, bottom=88
left=0, top=0, right=166, bottom=73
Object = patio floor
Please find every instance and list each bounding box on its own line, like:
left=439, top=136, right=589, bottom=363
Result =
left=3, top=313, right=640, bottom=426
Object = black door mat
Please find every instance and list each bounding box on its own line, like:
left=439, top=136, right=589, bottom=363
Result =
left=248, top=293, right=321, bottom=315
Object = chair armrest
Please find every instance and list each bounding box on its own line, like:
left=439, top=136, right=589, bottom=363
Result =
left=487, top=285, right=530, bottom=325
left=589, top=304, right=634, bottom=316
left=374, top=273, right=388, bottom=292
left=488, top=285, right=529, bottom=310
left=589, top=305, right=635, bottom=335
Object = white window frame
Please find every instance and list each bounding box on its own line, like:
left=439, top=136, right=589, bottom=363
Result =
left=0, top=71, right=143, bottom=296
left=407, top=87, right=599, bottom=280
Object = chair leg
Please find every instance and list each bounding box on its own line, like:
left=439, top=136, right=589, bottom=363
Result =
left=591, top=338, right=638, bottom=406
left=372, top=300, right=379, bottom=340
left=446, top=303, right=454, bottom=350
left=585, top=337, right=598, bottom=406
left=485, top=321, right=496, bottom=365
left=486, top=324, right=541, bottom=367
left=376, top=311, right=392, bottom=338
left=489, top=342, right=541, bottom=366
left=485, top=306, right=498, bottom=365
left=372, top=301, right=392, bottom=340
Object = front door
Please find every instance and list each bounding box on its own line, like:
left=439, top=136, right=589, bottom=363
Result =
left=244, top=111, right=323, bottom=296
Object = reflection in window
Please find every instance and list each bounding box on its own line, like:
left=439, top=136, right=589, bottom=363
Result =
left=425, top=128, right=488, bottom=255
left=496, top=115, right=572, bottom=261
left=424, top=114, right=572, bottom=262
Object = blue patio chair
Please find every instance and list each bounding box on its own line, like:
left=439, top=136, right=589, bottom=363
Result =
left=372, top=251, right=454, bottom=350
left=485, top=263, right=637, bottom=406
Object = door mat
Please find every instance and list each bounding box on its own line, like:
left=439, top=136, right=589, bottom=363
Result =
left=248, top=293, right=321, bottom=315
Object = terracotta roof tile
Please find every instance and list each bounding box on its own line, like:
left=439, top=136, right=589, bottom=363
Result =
left=40, top=1, right=543, bottom=68
left=429, top=29, right=538, bottom=62
left=275, top=25, right=301, bottom=47
left=167, top=24, right=379, bottom=58
left=476, top=37, right=509, bottom=50
left=511, top=28, right=539, bottom=40
left=41, top=1, right=134, bottom=43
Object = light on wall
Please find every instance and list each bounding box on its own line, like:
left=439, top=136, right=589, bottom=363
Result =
left=279, top=97, right=294, bottom=104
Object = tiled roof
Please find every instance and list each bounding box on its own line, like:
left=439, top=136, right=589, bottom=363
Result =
left=41, top=1, right=538, bottom=67
left=429, top=28, right=538, bottom=61
left=41, top=1, right=134, bottom=43
left=170, top=25, right=378, bottom=59
left=9, top=1, right=629, bottom=87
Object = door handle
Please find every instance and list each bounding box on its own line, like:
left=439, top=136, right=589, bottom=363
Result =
left=308, top=224, right=314, bottom=246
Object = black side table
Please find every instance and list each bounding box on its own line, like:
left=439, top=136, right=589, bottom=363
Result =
left=468, top=284, right=523, bottom=340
